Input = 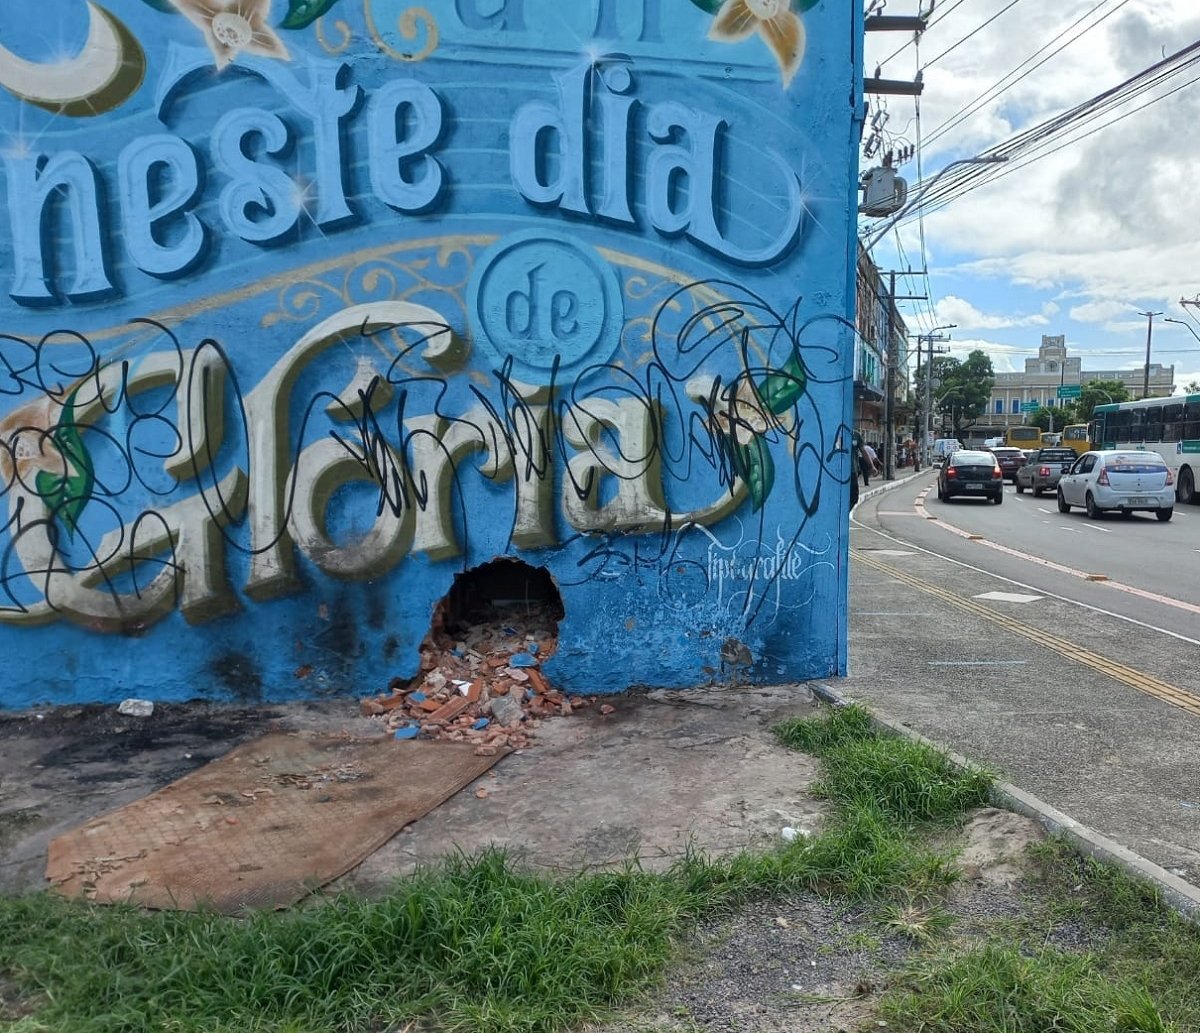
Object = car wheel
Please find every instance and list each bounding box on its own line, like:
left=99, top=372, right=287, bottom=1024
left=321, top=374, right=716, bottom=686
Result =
left=1178, top=467, right=1196, bottom=506
left=1085, top=492, right=1103, bottom=520
left=993, top=492, right=1003, bottom=505
left=1120, top=509, right=1133, bottom=519
left=1157, top=507, right=1174, bottom=523
left=937, top=483, right=944, bottom=501
left=1016, top=481, right=1025, bottom=494
left=1057, top=489, right=1070, bottom=514
left=1033, top=486, right=1042, bottom=497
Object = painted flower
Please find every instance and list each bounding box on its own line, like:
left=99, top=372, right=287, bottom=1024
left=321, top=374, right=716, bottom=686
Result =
left=0, top=396, right=55, bottom=488
left=168, top=0, right=290, bottom=69
left=708, top=0, right=806, bottom=87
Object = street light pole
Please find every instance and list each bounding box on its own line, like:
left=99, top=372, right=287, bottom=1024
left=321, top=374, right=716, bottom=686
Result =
left=1165, top=316, right=1200, bottom=345
left=861, top=156, right=1008, bottom=252
left=1138, top=310, right=1163, bottom=398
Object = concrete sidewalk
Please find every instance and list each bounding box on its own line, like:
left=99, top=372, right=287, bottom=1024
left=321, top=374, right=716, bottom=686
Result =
left=844, top=493, right=1200, bottom=907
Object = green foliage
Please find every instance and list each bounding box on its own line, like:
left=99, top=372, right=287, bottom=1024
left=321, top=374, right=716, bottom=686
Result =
left=1080, top=379, right=1131, bottom=419
left=914, top=351, right=995, bottom=432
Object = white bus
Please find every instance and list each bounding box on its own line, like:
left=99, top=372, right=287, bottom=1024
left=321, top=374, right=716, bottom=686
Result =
left=1091, top=394, right=1200, bottom=504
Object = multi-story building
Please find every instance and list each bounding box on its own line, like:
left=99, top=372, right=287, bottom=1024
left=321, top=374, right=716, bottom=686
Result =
left=854, top=245, right=910, bottom=445
left=984, top=335, right=1174, bottom=430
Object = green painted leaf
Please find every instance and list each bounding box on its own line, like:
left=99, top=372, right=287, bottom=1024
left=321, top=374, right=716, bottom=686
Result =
left=280, top=0, right=344, bottom=30
left=34, top=389, right=95, bottom=540
left=736, top=436, right=775, bottom=512
left=757, top=354, right=807, bottom=415
left=140, top=0, right=179, bottom=12
left=688, top=0, right=724, bottom=13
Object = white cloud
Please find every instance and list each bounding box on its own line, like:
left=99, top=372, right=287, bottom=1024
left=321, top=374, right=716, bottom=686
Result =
left=1069, top=300, right=1131, bottom=324
left=863, top=0, right=1200, bottom=361
left=935, top=295, right=1048, bottom=330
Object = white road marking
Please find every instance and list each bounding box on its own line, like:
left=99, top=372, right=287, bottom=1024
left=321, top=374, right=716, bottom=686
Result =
left=1037, top=508, right=1055, bottom=515
left=1080, top=524, right=1112, bottom=534
left=1058, top=526, right=1082, bottom=533
left=974, top=591, right=1044, bottom=603
left=868, top=549, right=916, bottom=556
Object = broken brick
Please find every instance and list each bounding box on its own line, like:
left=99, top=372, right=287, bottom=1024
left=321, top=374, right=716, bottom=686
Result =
left=429, top=696, right=469, bottom=724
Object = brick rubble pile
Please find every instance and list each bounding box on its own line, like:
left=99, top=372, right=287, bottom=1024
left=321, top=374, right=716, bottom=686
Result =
left=360, top=601, right=609, bottom=753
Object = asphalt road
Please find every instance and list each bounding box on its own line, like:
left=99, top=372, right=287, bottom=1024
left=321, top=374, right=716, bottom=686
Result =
left=844, top=470, right=1200, bottom=885
left=859, top=472, right=1200, bottom=641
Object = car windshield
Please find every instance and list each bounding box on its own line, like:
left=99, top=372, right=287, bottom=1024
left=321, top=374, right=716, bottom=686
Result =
left=952, top=452, right=994, bottom=464
left=1038, top=450, right=1077, bottom=462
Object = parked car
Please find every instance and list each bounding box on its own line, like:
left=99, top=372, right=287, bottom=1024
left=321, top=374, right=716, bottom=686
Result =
left=937, top=450, right=1003, bottom=504
left=1015, top=448, right=1078, bottom=496
left=985, top=446, right=1027, bottom=482
left=1057, top=450, right=1175, bottom=521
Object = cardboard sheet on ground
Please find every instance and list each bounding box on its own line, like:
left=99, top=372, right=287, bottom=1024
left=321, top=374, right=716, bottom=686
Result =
left=46, top=733, right=507, bottom=913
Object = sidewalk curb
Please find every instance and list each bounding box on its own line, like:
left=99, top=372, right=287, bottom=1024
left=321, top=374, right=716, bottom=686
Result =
left=852, top=470, right=931, bottom=514
left=809, top=681, right=1200, bottom=925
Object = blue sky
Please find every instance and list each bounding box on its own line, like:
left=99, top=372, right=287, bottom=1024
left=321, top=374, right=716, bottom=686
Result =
left=862, top=0, right=1200, bottom=391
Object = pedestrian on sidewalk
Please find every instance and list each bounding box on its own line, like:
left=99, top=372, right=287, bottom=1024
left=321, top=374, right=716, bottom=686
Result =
left=861, top=441, right=881, bottom=485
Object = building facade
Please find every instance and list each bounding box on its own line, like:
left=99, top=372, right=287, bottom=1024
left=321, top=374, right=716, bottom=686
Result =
left=0, top=1, right=865, bottom=707
left=986, top=335, right=1175, bottom=429
left=854, top=244, right=910, bottom=445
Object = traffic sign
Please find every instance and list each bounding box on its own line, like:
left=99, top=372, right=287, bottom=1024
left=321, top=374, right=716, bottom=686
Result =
left=1056, top=385, right=1082, bottom=399
left=1020, top=401, right=1040, bottom=413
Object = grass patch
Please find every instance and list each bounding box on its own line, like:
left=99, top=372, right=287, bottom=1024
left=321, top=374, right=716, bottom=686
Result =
left=775, top=705, right=994, bottom=825
left=879, top=941, right=1181, bottom=1033
left=0, top=703, right=1001, bottom=1033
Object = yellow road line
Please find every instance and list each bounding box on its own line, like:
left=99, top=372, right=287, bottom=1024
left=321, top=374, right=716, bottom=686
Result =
left=855, top=552, right=1200, bottom=719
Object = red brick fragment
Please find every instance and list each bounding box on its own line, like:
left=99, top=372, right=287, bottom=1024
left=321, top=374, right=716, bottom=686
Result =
left=428, top=696, right=469, bottom=724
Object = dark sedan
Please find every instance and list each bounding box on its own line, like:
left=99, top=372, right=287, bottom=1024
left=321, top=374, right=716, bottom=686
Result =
left=986, top=446, right=1027, bottom=482
left=937, top=450, right=1004, bottom=504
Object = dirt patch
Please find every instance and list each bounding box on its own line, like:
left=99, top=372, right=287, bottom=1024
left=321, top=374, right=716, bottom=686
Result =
left=589, top=896, right=914, bottom=1033
left=951, top=806, right=1046, bottom=889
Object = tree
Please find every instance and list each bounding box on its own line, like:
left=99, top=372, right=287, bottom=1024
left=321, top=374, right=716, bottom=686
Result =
left=1185, top=380, right=1200, bottom=394
left=912, top=350, right=994, bottom=433
left=1029, top=401, right=1079, bottom=430
left=1078, top=379, right=1130, bottom=419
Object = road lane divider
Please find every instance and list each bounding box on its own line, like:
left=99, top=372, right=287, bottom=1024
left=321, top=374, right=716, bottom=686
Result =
left=912, top=491, right=1200, bottom=619
left=854, top=552, right=1200, bottom=720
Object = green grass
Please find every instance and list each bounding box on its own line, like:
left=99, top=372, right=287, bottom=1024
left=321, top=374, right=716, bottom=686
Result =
left=0, top=703, right=1000, bottom=1033
left=879, top=941, right=1182, bottom=1033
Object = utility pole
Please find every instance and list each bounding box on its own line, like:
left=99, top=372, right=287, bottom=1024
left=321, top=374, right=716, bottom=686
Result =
left=915, top=326, right=953, bottom=464
left=1138, top=310, right=1163, bottom=398
left=880, top=272, right=927, bottom=480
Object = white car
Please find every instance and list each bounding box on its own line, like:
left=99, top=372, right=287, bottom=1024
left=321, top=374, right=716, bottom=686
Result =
left=1057, top=450, right=1175, bottom=522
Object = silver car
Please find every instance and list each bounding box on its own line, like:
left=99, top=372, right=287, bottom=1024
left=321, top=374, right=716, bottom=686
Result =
left=1057, top=450, right=1175, bottom=521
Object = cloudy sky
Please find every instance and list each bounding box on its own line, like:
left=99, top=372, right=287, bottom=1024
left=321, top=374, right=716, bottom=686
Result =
left=862, top=0, right=1200, bottom=391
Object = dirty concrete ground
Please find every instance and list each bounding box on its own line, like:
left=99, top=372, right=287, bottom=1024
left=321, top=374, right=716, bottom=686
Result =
left=1, top=685, right=827, bottom=897
left=587, top=808, right=1049, bottom=1033
left=2, top=678, right=1067, bottom=1032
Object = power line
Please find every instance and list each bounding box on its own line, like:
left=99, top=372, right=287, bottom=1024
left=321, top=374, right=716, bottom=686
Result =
left=924, top=0, right=1136, bottom=149
left=922, top=0, right=1027, bottom=69
left=885, top=38, right=1200, bottom=227
left=876, top=0, right=973, bottom=70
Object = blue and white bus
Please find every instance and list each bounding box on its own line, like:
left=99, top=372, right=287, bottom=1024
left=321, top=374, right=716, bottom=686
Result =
left=1091, top=394, right=1200, bottom=504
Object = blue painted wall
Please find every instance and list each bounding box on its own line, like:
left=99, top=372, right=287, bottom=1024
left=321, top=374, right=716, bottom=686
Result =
left=0, top=0, right=863, bottom=707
